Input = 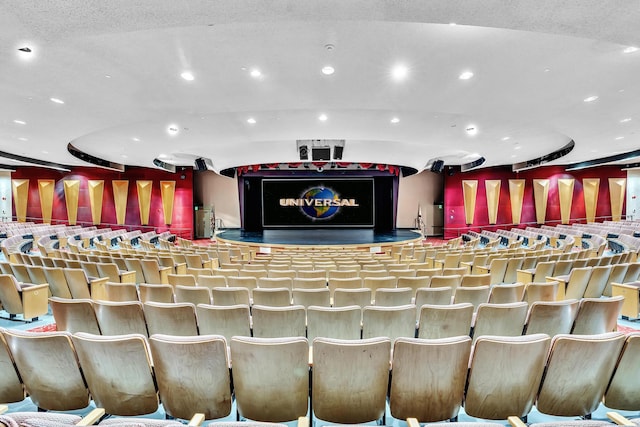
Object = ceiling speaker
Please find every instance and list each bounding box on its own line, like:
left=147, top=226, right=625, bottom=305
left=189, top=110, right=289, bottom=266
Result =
left=333, top=145, right=344, bottom=160
left=299, top=145, right=309, bottom=160
left=194, top=158, right=208, bottom=171
left=430, top=160, right=445, bottom=173
left=312, top=146, right=331, bottom=161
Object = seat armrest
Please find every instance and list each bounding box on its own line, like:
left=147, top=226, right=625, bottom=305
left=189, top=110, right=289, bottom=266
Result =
left=187, top=413, right=205, bottom=427
left=607, top=412, right=636, bottom=426
left=119, top=270, right=137, bottom=283
left=76, top=408, right=106, bottom=426
left=21, top=283, right=50, bottom=320
left=175, top=262, right=187, bottom=275
left=508, top=416, right=527, bottom=427
left=159, top=266, right=171, bottom=284
left=90, top=277, right=109, bottom=301
left=407, top=418, right=421, bottom=427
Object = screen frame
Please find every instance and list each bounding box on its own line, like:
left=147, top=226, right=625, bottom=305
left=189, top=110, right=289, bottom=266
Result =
left=260, top=177, right=376, bottom=228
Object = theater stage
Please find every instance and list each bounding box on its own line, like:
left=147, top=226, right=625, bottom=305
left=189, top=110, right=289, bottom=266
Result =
left=215, top=228, right=423, bottom=249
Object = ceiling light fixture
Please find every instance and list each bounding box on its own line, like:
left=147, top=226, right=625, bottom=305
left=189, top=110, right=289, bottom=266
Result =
left=50, top=97, right=65, bottom=104
left=318, top=114, right=328, bottom=122
left=615, top=136, right=625, bottom=140
left=390, top=117, right=400, bottom=124
left=459, top=71, right=474, bottom=80
left=247, top=117, right=256, bottom=124
left=250, top=69, right=262, bottom=78
left=18, top=47, right=32, bottom=53
left=465, top=125, right=478, bottom=135
left=583, top=95, right=599, bottom=103
left=322, top=66, right=335, bottom=75
left=620, top=118, right=632, bottom=123
left=392, top=64, right=408, bottom=81
left=623, top=46, right=639, bottom=54
left=17, top=137, right=28, bottom=141
left=167, top=124, right=179, bottom=135
left=13, top=119, right=26, bottom=125
left=501, top=136, right=511, bottom=141
left=180, top=71, right=195, bottom=81
left=132, top=137, right=140, bottom=142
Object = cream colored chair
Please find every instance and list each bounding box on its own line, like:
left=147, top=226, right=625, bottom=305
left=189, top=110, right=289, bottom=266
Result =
left=524, top=299, right=579, bottom=336
left=0, top=274, right=49, bottom=321
left=374, top=287, right=413, bottom=307
left=3, top=329, right=90, bottom=411
left=460, top=273, right=491, bottom=287
left=489, top=283, right=526, bottom=304
left=536, top=332, right=625, bottom=417
left=417, top=303, right=473, bottom=339
left=167, top=273, right=197, bottom=288
left=472, top=302, right=528, bottom=343
left=174, top=284, right=212, bottom=306
left=453, top=286, right=490, bottom=311
left=258, top=277, right=293, bottom=290
left=312, top=337, right=391, bottom=424
left=43, top=267, right=73, bottom=299
left=71, top=332, right=159, bottom=416
left=138, top=283, right=174, bottom=303
left=389, top=336, right=471, bottom=422
left=231, top=336, right=309, bottom=423
left=292, top=288, right=330, bottom=308
left=140, top=258, right=172, bottom=284
left=149, top=334, right=231, bottom=421
left=604, top=332, right=640, bottom=411
left=64, top=267, right=106, bottom=300
left=522, top=281, right=558, bottom=304
left=49, top=296, right=101, bottom=334
left=211, top=286, right=251, bottom=306
left=292, top=277, right=326, bottom=289
left=251, top=305, right=306, bottom=338
left=414, top=286, right=453, bottom=308
left=571, top=295, right=624, bottom=335
left=143, top=301, right=198, bottom=336
left=307, top=305, right=362, bottom=342
left=252, top=287, right=291, bottom=307
left=105, top=282, right=139, bottom=302
left=333, top=288, right=372, bottom=308
left=364, top=276, right=397, bottom=302
left=583, top=265, right=612, bottom=298
left=362, top=304, right=416, bottom=342
left=92, top=300, right=148, bottom=336
left=465, top=334, right=551, bottom=420
left=196, top=303, right=251, bottom=341
left=0, top=331, right=26, bottom=405
left=198, top=275, right=228, bottom=289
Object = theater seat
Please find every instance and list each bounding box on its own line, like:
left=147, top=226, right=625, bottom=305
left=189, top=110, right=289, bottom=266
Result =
left=0, top=274, right=49, bottom=321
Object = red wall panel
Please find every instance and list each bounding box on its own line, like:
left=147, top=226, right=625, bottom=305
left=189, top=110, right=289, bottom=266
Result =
left=10, top=166, right=194, bottom=238
left=443, top=165, right=626, bottom=239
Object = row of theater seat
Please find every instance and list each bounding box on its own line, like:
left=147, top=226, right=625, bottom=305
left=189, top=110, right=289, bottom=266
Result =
left=50, top=297, right=623, bottom=342
left=1, top=328, right=639, bottom=424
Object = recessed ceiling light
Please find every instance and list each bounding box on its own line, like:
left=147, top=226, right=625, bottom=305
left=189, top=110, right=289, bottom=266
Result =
left=465, top=125, right=478, bottom=136
left=623, top=46, right=638, bottom=54
left=17, top=46, right=34, bottom=60
left=449, top=22, right=457, bottom=26
left=121, top=154, right=128, bottom=158
left=132, top=137, right=140, bottom=142
left=158, top=153, right=168, bottom=159
left=511, top=154, right=517, bottom=158
left=50, top=97, right=65, bottom=104
left=615, top=136, right=625, bottom=140
left=42, top=150, right=49, bottom=154
left=180, top=71, right=195, bottom=81
left=17, top=137, right=28, bottom=141
left=501, top=136, right=511, bottom=141
left=391, top=64, right=408, bottom=81
left=390, top=117, right=400, bottom=124
left=318, top=114, right=328, bottom=122
left=583, top=95, right=599, bottom=103
left=250, top=69, right=262, bottom=78
left=167, top=124, right=179, bottom=135
left=459, top=71, right=474, bottom=80
left=544, top=68, right=551, bottom=73
left=514, top=145, right=522, bottom=150
left=620, top=118, right=632, bottom=123
left=13, top=119, right=26, bottom=125
left=105, top=75, right=112, bottom=79
left=322, top=66, right=335, bottom=75
left=247, top=117, right=256, bottom=124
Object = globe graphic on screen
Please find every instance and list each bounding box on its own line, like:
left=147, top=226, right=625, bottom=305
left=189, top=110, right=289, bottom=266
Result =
left=300, top=187, right=339, bottom=219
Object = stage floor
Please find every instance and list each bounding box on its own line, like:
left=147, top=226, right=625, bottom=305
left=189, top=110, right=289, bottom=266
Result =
left=215, top=228, right=423, bottom=247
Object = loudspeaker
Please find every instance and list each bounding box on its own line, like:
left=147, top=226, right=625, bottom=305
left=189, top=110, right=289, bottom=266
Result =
left=312, top=146, right=331, bottom=161
left=194, top=158, right=208, bottom=171
left=299, top=145, right=309, bottom=160
left=220, top=168, right=236, bottom=178
left=333, top=145, right=344, bottom=160
left=430, top=160, right=445, bottom=173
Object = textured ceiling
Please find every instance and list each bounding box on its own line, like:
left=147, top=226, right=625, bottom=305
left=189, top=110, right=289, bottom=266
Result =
left=1, top=0, right=640, bottom=172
